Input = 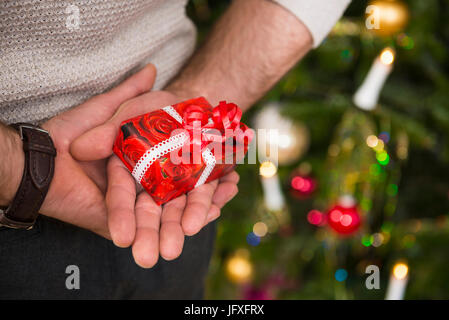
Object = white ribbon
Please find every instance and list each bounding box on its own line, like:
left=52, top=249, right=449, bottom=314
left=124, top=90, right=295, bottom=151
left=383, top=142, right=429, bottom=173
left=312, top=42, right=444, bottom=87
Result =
left=131, top=106, right=217, bottom=188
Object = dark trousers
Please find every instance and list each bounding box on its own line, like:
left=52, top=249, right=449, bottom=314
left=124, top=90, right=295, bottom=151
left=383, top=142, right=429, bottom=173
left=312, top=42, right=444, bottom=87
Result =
left=0, top=216, right=216, bottom=299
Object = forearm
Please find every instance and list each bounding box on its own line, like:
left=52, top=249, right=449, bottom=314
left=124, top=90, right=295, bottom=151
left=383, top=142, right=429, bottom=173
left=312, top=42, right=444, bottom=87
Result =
left=167, top=0, right=313, bottom=111
left=0, top=122, right=24, bottom=206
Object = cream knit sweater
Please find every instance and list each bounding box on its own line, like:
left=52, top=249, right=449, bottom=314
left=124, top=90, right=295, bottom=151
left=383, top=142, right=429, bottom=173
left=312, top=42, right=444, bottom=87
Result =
left=0, top=0, right=350, bottom=124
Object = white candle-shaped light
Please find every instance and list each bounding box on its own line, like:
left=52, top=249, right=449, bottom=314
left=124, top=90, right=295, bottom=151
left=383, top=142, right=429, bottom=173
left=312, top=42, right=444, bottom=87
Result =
left=259, top=161, right=285, bottom=211
left=385, top=262, right=409, bottom=300
left=353, top=47, right=395, bottom=111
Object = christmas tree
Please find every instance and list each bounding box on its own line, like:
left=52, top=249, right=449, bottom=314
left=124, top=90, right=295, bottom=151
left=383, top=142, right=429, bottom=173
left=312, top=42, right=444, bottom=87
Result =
left=188, top=0, right=449, bottom=299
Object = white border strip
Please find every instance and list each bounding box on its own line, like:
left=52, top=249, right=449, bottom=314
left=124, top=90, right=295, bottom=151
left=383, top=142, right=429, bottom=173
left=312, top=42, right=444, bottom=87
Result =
left=162, top=105, right=183, bottom=123
left=195, top=148, right=217, bottom=188
left=132, top=132, right=188, bottom=183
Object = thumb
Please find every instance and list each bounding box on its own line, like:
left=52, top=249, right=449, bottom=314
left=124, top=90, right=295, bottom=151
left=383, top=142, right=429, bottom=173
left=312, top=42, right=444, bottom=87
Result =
left=46, top=64, right=157, bottom=142
left=71, top=91, right=178, bottom=161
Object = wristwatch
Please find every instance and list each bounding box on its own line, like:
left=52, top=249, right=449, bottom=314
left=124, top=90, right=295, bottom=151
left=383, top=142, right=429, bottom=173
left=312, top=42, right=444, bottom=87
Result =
left=0, top=123, right=56, bottom=229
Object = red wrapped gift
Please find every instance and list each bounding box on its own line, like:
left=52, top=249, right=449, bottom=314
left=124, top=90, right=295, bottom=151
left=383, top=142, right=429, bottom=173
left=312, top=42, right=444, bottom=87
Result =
left=113, top=97, right=253, bottom=205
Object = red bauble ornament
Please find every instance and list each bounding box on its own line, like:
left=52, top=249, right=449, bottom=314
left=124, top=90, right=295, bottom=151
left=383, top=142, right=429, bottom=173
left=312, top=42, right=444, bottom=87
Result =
left=327, top=204, right=361, bottom=235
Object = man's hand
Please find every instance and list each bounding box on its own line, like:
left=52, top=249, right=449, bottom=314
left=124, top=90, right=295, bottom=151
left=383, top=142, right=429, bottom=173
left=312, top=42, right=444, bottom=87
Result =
left=38, top=64, right=158, bottom=238
left=70, top=90, right=240, bottom=268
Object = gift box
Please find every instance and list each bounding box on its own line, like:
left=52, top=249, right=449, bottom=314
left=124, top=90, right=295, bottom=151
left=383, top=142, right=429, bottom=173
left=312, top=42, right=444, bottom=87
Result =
left=113, top=97, right=253, bottom=205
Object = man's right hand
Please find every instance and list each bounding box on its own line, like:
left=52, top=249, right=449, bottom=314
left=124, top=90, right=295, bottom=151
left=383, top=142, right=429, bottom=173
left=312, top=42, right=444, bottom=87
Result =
left=37, top=64, right=157, bottom=238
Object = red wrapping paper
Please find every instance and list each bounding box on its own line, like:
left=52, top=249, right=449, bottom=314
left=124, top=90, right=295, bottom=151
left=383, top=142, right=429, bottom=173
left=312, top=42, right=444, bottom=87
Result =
left=113, top=97, right=252, bottom=205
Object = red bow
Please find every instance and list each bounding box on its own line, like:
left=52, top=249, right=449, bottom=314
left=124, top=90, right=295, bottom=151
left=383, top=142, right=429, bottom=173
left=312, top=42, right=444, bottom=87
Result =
left=182, top=101, right=249, bottom=150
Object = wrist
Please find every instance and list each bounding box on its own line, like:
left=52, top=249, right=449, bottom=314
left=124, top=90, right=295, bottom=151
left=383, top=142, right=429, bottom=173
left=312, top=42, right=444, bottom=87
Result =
left=165, top=80, right=206, bottom=102
left=0, top=126, right=25, bottom=206
left=166, top=80, right=247, bottom=111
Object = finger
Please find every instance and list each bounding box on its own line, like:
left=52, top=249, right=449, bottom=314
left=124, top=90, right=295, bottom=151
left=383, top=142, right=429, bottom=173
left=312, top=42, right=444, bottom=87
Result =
left=100, top=64, right=157, bottom=108
left=46, top=64, right=157, bottom=142
left=132, top=192, right=161, bottom=269
left=182, top=180, right=218, bottom=236
left=106, top=156, right=137, bottom=247
left=203, top=172, right=240, bottom=227
left=219, top=171, right=240, bottom=185
left=160, top=195, right=186, bottom=261
left=205, top=204, right=221, bottom=226
left=212, top=171, right=240, bottom=209
left=71, top=91, right=178, bottom=161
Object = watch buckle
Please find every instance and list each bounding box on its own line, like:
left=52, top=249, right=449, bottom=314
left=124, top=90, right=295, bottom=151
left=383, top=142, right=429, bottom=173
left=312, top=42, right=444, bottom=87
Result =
left=0, top=208, right=35, bottom=230
left=17, top=124, right=49, bottom=140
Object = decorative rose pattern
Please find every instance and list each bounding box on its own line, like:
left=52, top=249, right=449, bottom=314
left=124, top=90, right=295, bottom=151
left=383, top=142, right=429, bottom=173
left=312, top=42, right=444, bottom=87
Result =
left=113, top=97, right=252, bottom=205
left=122, top=137, right=149, bottom=167
left=139, top=110, right=182, bottom=144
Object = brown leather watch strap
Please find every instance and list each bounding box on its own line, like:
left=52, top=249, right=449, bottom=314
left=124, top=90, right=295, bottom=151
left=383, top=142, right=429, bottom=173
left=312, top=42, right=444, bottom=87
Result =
left=0, top=124, right=56, bottom=229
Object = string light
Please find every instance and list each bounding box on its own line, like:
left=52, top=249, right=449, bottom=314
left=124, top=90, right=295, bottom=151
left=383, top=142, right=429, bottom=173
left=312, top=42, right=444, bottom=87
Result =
left=259, top=161, right=285, bottom=211
left=386, top=261, right=409, bottom=300
left=259, top=161, right=277, bottom=178
left=380, top=48, right=395, bottom=65
left=393, top=263, right=409, bottom=280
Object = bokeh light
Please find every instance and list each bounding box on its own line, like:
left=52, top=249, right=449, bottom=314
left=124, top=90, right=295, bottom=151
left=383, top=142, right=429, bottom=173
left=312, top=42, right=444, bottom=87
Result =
left=379, top=132, right=390, bottom=143
left=307, top=210, right=325, bottom=226
left=340, top=49, right=354, bottom=63
left=373, top=139, right=385, bottom=152
left=253, top=222, right=268, bottom=237
left=226, top=251, right=253, bottom=284
left=291, top=176, right=315, bottom=194
left=393, top=263, right=409, bottom=280
left=259, top=161, right=277, bottom=178
left=380, top=48, right=395, bottom=65
left=372, top=233, right=384, bottom=247
left=377, top=151, right=390, bottom=165
left=335, top=269, right=348, bottom=282
left=366, top=135, right=379, bottom=148
left=387, top=183, right=399, bottom=196
left=330, top=209, right=342, bottom=223
left=396, top=33, right=414, bottom=50
left=247, top=232, right=261, bottom=246
left=361, top=234, right=372, bottom=247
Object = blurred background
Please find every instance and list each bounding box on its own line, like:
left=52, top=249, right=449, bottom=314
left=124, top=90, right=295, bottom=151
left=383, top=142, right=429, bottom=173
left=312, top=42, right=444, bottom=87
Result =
left=187, top=0, right=449, bottom=299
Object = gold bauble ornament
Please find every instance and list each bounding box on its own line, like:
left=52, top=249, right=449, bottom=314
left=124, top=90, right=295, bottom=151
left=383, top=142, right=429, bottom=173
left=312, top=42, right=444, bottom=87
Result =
left=225, top=249, right=253, bottom=284
left=367, top=0, right=409, bottom=37
left=253, top=103, right=310, bottom=166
